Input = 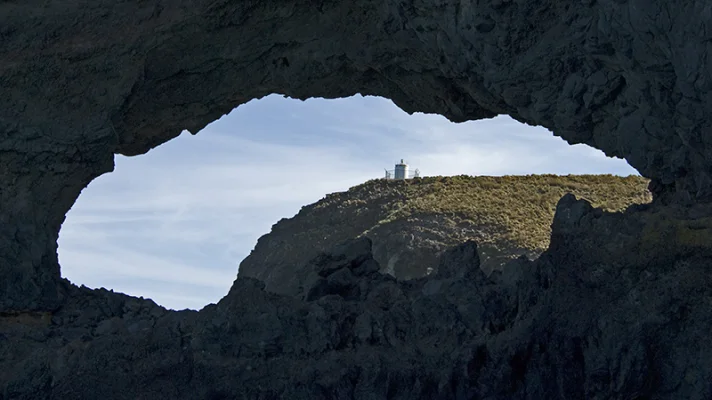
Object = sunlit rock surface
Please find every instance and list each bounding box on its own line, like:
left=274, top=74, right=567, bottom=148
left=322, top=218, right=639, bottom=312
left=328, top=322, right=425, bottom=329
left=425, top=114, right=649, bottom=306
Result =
left=237, top=175, right=651, bottom=296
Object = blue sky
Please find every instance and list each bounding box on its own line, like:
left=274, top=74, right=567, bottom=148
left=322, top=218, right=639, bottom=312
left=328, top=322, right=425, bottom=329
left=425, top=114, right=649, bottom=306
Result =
left=57, top=94, right=637, bottom=310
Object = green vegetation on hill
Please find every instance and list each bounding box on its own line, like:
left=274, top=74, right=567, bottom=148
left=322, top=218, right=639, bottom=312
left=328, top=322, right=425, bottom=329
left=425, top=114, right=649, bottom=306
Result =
left=240, top=174, right=652, bottom=294
left=325, top=174, right=652, bottom=253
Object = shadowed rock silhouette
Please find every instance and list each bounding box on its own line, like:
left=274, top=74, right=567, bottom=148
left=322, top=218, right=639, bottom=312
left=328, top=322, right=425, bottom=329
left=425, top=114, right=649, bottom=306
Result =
left=1, top=1, right=712, bottom=398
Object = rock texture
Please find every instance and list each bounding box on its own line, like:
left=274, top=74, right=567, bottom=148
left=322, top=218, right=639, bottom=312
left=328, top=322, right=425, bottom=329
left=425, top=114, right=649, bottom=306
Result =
left=2, top=197, right=712, bottom=399
left=2, top=0, right=712, bottom=199
left=238, top=175, right=651, bottom=296
left=2, top=0, right=712, bottom=398
left=1, top=0, right=712, bottom=310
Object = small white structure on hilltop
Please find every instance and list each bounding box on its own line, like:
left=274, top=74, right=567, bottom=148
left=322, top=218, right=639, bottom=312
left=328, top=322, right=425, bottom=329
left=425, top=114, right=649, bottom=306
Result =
left=394, top=159, right=409, bottom=179
left=384, top=159, right=420, bottom=180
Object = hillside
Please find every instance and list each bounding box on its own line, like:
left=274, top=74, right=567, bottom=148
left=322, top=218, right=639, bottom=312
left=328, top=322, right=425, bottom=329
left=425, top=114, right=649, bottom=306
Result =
left=237, top=174, right=652, bottom=296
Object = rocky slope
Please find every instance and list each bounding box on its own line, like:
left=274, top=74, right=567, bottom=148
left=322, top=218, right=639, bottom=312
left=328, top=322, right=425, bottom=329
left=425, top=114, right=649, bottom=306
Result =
left=1, top=196, right=712, bottom=399
left=2, top=1, right=712, bottom=399
left=238, top=174, right=652, bottom=296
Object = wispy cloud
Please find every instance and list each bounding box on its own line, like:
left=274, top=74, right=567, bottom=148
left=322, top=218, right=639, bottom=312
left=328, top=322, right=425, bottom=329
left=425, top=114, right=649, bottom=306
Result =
left=58, top=94, right=638, bottom=310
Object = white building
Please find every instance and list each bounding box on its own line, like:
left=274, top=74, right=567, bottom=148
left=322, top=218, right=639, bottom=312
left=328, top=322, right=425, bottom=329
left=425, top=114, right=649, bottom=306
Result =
left=384, top=159, right=420, bottom=180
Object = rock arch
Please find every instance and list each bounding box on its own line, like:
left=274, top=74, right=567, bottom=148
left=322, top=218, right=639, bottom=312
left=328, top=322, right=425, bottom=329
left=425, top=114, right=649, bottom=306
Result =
left=4, top=2, right=712, bottom=398
left=1, top=0, right=710, bottom=313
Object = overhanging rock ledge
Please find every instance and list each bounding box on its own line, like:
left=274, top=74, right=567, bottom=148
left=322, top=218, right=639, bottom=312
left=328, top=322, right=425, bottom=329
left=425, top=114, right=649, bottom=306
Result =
left=1, top=1, right=712, bottom=398
left=2, top=0, right=711, bottom=309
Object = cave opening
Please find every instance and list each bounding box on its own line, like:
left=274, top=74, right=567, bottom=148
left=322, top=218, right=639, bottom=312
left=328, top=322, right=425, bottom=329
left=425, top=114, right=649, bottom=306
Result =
left=57, top=94, right=639, bottom=311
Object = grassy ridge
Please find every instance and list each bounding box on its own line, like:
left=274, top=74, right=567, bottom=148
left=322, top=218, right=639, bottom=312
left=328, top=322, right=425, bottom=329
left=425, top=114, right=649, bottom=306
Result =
left=239, top=174, right=652, bottom=294
left=334, top=174, right=652, bottom=253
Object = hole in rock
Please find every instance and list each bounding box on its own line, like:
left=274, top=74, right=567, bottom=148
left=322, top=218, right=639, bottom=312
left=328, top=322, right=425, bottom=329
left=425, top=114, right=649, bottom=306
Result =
left=58, top=94, right=639, bottom=311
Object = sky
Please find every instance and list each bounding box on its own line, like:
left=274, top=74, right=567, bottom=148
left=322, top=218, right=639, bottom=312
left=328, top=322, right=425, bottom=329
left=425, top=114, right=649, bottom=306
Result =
left=57, top=94, right=638, bottom=311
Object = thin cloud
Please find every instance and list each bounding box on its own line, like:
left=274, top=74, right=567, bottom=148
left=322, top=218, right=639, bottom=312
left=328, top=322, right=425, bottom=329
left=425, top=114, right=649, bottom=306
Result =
left=59, top=94, right=638, bottom=310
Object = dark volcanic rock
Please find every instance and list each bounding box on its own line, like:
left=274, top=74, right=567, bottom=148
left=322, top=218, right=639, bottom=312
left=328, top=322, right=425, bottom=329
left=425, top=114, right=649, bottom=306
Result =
left=2, top=199, right=712, bottom=399
left=2, top=1, right=712, bottom=398
left=435, top=240, right=481, bottom=280
left=0, top=0, right=711, bottom=310
left=1, top=1, right=710, bottom=199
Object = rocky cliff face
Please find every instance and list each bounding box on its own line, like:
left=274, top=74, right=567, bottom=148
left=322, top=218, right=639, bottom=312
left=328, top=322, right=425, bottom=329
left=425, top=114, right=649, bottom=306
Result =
left=2, top=0, right=712, bottom=311
left=2, top=197, right=712, bottom=399
left=238, top=175, right=651, bottom=296
left=2, top=0, right=712, bottom=398
left=2, top=1, right=711, bottom=201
